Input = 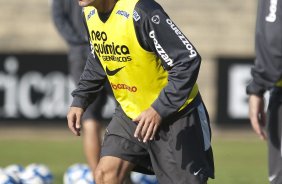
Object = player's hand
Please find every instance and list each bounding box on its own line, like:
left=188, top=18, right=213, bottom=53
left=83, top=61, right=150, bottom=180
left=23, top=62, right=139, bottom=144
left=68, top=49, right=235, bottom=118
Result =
left=133, top=107, right=162, bottom=143
left=248, top=94, right=267, bottom=140
left=67, top=107, right=84, bottom=136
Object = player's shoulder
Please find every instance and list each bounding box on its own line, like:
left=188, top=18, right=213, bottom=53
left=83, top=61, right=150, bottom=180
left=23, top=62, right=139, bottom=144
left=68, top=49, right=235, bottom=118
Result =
left=135, top=0, right=164, bottom=16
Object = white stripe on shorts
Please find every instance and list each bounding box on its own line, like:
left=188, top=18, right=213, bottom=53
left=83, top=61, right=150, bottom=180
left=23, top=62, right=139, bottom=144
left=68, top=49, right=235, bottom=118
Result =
left=197, top=103, right=211, bottom=151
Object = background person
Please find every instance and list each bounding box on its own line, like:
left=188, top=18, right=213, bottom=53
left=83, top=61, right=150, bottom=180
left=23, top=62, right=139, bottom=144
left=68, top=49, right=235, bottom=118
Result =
left=51, top=0, right=112, bottom=177
left=246, top=0, right=282, bottom=183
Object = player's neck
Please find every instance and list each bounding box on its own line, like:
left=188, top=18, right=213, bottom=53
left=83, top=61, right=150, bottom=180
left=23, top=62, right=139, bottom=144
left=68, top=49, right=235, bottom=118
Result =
left=94, top=0, right=117, bottom=13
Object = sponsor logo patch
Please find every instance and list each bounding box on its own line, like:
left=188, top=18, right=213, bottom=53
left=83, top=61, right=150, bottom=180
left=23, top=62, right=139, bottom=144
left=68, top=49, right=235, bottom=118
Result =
left=116, top=10, right=130, bottom=19
left=90, top=30, right=132, bottom=62
left=111, top=83, right=137, bottom=92
left=149, top=30, right=173, bottom=67
left=133, top=10, right=140, bottom=21
left=166, top=19, right=197, bottom=58
left=151, top=15, right=160, bottom=24
left=105, top=66, right=125, bottom=76
left=87, top=9, right=95, bottom=20
left=193, top=168, right=202, bottom=176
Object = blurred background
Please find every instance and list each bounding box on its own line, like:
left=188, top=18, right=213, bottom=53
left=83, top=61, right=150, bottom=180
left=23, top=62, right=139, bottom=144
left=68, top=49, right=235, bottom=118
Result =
left=0, top=0, right=268, bottom=183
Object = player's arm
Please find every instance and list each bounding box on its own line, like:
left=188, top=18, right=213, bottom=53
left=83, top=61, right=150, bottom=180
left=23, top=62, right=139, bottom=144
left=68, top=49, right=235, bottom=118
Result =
left=71, top=53, right=107, bottom=108
left=51, top=0, right=85, bottom=44
left=67, top=53, right=107, bottom=136
left=133, top=0, right=201, bottom=141
left=137, top=1, right=201, bottom=118
left=246, top=0, right=282, bottom=96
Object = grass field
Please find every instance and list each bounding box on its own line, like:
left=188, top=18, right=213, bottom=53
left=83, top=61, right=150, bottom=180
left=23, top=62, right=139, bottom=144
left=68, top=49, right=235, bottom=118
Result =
left=0, top=125, right=268, bottom=184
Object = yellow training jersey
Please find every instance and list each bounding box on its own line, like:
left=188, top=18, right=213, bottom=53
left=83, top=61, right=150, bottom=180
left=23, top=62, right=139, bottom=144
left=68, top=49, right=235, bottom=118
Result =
left=83, top=0, right=198, bottom=119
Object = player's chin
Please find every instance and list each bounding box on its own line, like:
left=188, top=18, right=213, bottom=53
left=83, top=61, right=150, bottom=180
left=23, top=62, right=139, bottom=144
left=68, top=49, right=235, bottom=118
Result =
left=78, top=1, right=88, bottom=7
left=78, top=0, right=94, bottom=7
left=78, top=1, right=85, bottom=7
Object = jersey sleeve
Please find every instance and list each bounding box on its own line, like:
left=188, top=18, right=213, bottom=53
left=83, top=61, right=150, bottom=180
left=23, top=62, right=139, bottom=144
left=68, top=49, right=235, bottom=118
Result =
left=71, top=52, right=107, bottom=109
left=246, top=0, right=282, bottom=96
left=134, top=0, right=201, bottom=118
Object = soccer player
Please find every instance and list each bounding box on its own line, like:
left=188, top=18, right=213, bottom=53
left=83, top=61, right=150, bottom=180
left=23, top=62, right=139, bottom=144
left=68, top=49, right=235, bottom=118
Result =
left=246, top=0, right=282, bottom=183
left=67, top=0, right=215, bottom=183
left=51, top=0, right=113, bottom=177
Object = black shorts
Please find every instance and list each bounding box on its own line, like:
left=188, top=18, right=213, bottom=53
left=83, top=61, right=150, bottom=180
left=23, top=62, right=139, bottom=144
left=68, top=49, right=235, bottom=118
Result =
left=101, top=103, right=215, bottom=184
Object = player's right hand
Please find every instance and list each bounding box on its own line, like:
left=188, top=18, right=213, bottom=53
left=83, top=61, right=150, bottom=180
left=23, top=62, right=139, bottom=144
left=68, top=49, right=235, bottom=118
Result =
left=67, top=107, right=84, bottom=136
left=133, top=107, right=162, bottom=143
left=248, top=94, right=267, bottom=140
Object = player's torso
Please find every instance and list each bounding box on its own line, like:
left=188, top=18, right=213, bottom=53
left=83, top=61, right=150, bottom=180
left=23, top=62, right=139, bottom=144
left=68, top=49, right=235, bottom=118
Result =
left=83, top=0, right=169, bottom=119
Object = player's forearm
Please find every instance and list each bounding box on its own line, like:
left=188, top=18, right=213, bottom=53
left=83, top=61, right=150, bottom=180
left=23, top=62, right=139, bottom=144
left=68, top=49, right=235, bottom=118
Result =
left=141, top=7, right=201, bottom=118
left=152, top=55, right=201, bottom=118
left=71, top=53, right=107, bottom=109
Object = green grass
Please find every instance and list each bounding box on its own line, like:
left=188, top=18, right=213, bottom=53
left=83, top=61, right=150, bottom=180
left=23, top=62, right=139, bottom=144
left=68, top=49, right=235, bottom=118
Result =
left=0, top=131, right=268, bottom=184
left=209, top=137, right=268, bottom=184
left=0, top=138, right=85, bottom=184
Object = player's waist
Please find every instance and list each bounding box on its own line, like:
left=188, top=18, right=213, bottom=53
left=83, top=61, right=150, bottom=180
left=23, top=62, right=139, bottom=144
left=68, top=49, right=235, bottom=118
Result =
left=166, top=92, right=202, bottom=122
left=271, top=86, right=282, bottom=95
left=117, top=92, right=202, bottom=121
left=275, top=79, right=282, bottom=87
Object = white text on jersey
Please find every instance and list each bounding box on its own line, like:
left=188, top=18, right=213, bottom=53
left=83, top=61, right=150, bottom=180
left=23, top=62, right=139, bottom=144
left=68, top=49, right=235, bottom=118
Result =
left=166, top=19, right=197, bottom=58
left=149, top=31, right=174, bottom=67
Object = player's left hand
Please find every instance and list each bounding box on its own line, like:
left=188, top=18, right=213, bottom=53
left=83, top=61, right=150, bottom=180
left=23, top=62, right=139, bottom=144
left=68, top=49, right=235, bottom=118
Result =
left=248, top=94, right=267, bottom=140
left=133, top=107, right=162, bottom=143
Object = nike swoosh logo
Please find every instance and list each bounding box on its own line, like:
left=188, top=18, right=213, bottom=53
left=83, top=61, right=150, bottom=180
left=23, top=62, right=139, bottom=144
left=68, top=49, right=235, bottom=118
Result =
left=193, top=168, right=202, bottom=176
left=269, top=174, right=276, bottom=182
left=105, top=66, right=125, bottom=76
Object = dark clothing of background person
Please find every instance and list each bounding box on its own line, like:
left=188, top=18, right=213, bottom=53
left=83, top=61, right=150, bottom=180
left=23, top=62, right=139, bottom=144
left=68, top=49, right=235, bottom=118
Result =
left=246, top=0, right=282, bottom=183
